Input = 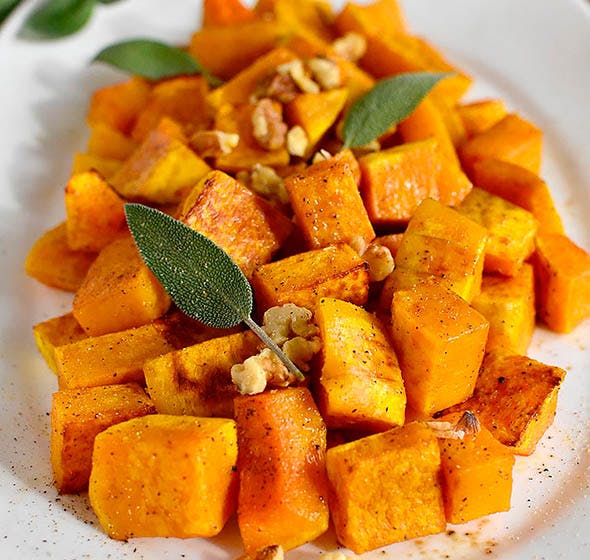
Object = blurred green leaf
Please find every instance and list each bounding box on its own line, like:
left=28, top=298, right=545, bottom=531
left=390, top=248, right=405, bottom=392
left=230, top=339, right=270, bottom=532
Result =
left=20, top=0, right=96, bottom=39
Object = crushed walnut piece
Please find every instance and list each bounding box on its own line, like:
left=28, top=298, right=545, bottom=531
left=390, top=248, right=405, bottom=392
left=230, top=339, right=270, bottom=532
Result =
left=286, top=125, right=309, bottom=157
left=427, top=411, right=481, bottom=440
left=277, top=59, right=320, bottom=94
left=307, top=57, right=342, bottom=90
left=263, top=303, right=319, bottom=346
left=236, top=544, right=284, bottom=560
left=251, top=98, right=288, bottom=151
left=312, top=148, right=332, bottom=164
left=350, top=237, right=395, bottom=282
left=189, top=130, right=239, bottom=158
left=252, top=71, right=299, bottom=104
left=247, top=163, right=289, bottom=205
left=332, top=32, right=367, bottom=62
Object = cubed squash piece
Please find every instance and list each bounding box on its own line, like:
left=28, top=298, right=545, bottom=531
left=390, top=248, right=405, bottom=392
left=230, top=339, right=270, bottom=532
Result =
left=144, top=331, right=260, bottom=417
left=86, top=123, right=138, bottom=160
left=471, top=158, right=563, bottom=235
left=55, top=322, right=176, bottom=389
left=326, top=422, right=446, bottom=554
left=25, top=222, right=96, bottom=292
left=235, top=387, right=329, bottom=552
left=285, top=151, right=375, bottom=250
left=72, top=236, right=171, bottom=336
left=472, top=264, right=536, bottom=355
left=457, top=188, right=538, bottom=276
left=110, top=117, right=211, bottom=205
left=252, top=244, right=369, bottom=313
left=459, top=113, right=543, bottom=176
left=437, top=413, right=515, bottom=524
left=457, top=99, right=508, bottom=138
left=33, top=313, right=87, bottom=373
left=89, top=415, right=238, bottom=539
left=180, top=170, right=293, bottom=278
left=443, top=354, right=565, bottom=455
left=258, top=0, right=334, bottom=42
left=315, top=298, right=406, bottom=430
left=51, top=383, right=155, bottom=494
left=390, top=285, right=489, bottom=415
left=203, top=0, right=256, bottom=26
left=334, top=0, right=408, bottom=39
left=532, top=233, right=590, bottom=333
left=71, top=152, right=122, bottom=181
left=65, top=171, right=127, bottom=253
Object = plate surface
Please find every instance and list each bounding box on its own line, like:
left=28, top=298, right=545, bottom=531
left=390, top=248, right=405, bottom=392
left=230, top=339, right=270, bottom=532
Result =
left=0, top=0, right=588, bottom=558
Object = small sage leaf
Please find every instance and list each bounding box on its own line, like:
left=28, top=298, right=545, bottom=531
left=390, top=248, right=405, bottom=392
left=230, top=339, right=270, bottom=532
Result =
left=342, top=71, right=451, bottom=149
left=20, top=0, right=95, bottom=40
left=93, top=39, right=223, bottom=85
left=0, top=0, right=22, bottom=26
left=125, top=203, right=252, bottom=329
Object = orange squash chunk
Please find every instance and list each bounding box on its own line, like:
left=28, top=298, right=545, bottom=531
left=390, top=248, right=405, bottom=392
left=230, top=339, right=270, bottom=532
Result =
left=444, top=354, right=565, bottom=455
left=51, top=383, right=155, bottom=494
left=390, top=285, right=489, bottom=415
left=326, top=422, right=446, bottom=554
left=457, top=98, right=508, bottom=138
left=471, top=158, right=563, bottom=235
left=73, top=236, right=171, bottom=336
left=89, top=415, right=238, bottom=539
left=285, top=151, right=375, bottom=250
left=86, top=123, right=138, bottom=160
left=437, top=413, right=515, bottom=524
left=459, top=113, right=543, bottom=176
left=533, top=233, right=590, bottom=333
left=235, top=387, right=329, bottom=552
left=251, top=244, right=369, bottom=313
left=334, top=0, right=408, bottom=38
left=71, top=152, right=122, bottom=181
left=203, top=0, right=256, bottom=26
left=315, top=298, right=406, bottom=430
left=180, top=170, right=293, bottom=279
left=25, top=222, right=96, bottom=292
left=472, top=264, right=536, bottom=355
left=64, top=171, right=127, bottom=253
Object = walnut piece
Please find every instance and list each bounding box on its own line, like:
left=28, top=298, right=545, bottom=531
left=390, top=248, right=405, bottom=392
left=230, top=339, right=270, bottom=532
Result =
left=249, top=163, right=289, bottom=204
left=332, top=32, right=367, bottom=62
left=307, top=57, right=342, bottom=90
left=263, top=303, right=319, bottom=346
left=427, top=411, right=481, bottom=440
left=312, top=148, right=332, bottom=164
left=362, top=242, right=395, bottom=282
left=256, top=71, right=299, bottom=103
left=286, top=125, right=309, bottom=157
left=251, top=98, right=288, bottom=151
left=277, top=59, right=320, bottom=94
left=189, top=130, right=239, bottom=158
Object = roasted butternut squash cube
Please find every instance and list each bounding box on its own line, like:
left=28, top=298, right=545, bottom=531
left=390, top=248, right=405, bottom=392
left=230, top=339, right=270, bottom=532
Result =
left=86, top=122, right=138, bottom=160
left=33, top=313, right=87, bottom=373
left=55, top=322, right=176, bottom=389
left=471, top=158, right=564, bottom=235
left=72, top=236, right=171, bottom=336
left=472, top=264, right=536, bottom=355
left=359, top=139, right=440, bottom=227
left=258, top=0, right=334, bottom=42
left=334, top=0, right=408, bottom=39
left=457, top=188, right=538, bottom=276
left=315, top=298, right=406, bottom=430
left=252, top=244, right=369, bottom=313
left=25, top=222, right=96, bottom=292
left=437, top=413, right=514, bottom=524
left=459, top=113, right=543, bottom=176
left=285, top=151, right=375, bottom=250
left=431, top=95, right=467, bottom=148
left=235, top=388, right=329, bottom=552
left=443, top=354, right=565, bottom=455
left=457, top=99, right=508, bottom=138
left=180, top=170, right=293, bottom=278
left=214, top=102, right=290, bottom=172
left=144, top=331, right=259, bottom=417
left=89, top=415, right=238, bottom=539
left=87, top=77, right=151, bottom=135
left=110, top=117, right=210, bottom=205
left=51, top=383, right=155, bottom=494
left=71, top=152, right=122, bottom=181
left=64, top=171, right=127, bottom=253
left=203, top=0, right=256, bottom=26
left=326, top=422, right=446, bottom=554
left=390, top=285, right=489, bottom=415
left=131, top=76, right=211, bottom=142
left=533, top=233, right=590, bottom=333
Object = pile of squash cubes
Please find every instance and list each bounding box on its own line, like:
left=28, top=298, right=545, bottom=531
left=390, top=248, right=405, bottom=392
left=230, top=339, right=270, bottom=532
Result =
left=25, top=0, right=590, bottom=556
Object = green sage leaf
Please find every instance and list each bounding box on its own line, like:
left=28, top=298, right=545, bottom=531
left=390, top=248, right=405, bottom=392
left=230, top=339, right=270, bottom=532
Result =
left=342, top=71, right=451, bottom=149
left=0, top=0, right=21, bottom=26
left=20, top=0, right=95, bottom=39
left=93, top=39, right=222, bottom=85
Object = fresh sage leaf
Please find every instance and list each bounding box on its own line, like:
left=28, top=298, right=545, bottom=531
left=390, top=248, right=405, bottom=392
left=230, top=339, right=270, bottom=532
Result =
left=0, top=0, right=21, bottom=26
left=93, top=39, right=223, bottom=85
left=124, top=203, right=304, bottom=380
left=20, top=0, right=95, bottom=39
left=341, top=71, right=451, bottom=149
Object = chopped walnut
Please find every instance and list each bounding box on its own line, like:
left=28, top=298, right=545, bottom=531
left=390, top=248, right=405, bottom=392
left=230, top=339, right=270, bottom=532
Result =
left=277, top=59, right=320, bottom=94
left=251, top=98, right=287, bottom=151
left=263, top=303, right=319, bottom=346
left=351, top=138, right=381, bottom=157
left=264, top=71, right=299, bottom=103
left=283, top=336, right=321, bottom=372
left=321, top=552, right=355, bottom=560
left=349, top=235, right=369, bottom=256
left=307, top=57, right=342, bottom=90
left=332, top=32, right=367, bottom=62
left=189, top=130, right=239, bottom=158
left=286, top=125, right=309, bottom=157
left=362, top=243, right=395, bottom=282
left=236, top=544, right=284, bottom=560
left=427, top=411, right=481, bottom=440
left=249, top=163, right=289, bottom=204
left=231, top=348, right=296, bottom=395
left=312, top=148, right=332, bottom=164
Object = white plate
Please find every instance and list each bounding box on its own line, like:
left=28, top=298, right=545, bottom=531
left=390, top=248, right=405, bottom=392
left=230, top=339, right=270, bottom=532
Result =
left=0, top=0, right=589, bottom=558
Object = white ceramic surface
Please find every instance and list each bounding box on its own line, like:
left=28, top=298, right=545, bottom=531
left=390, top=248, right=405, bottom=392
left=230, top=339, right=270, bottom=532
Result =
left=0, top=0, right=588, bottom=558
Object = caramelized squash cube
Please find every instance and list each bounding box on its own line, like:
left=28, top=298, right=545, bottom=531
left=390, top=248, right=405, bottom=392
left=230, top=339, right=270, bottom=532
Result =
left=86, top=122, right=138, bottom=160
left=390, top=285, right=489, bottom=415
left=326, top=422, right=445, bottom=554
left=51, top=383, right=155, bottom=494
left=72, top=236, right=171, bottom=336
left=235, top=387, right=329, bottom=552
left=315, top=298, right=406, bottom=430
left=457, top=98, right=508, bottom=138
left=71, top=152, right=122, bottom=181
left=203, top=0, right=256, bottom=26
left=334, top=0, right=408, bottom=39
left=89, top=415, right=238, bottom=539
